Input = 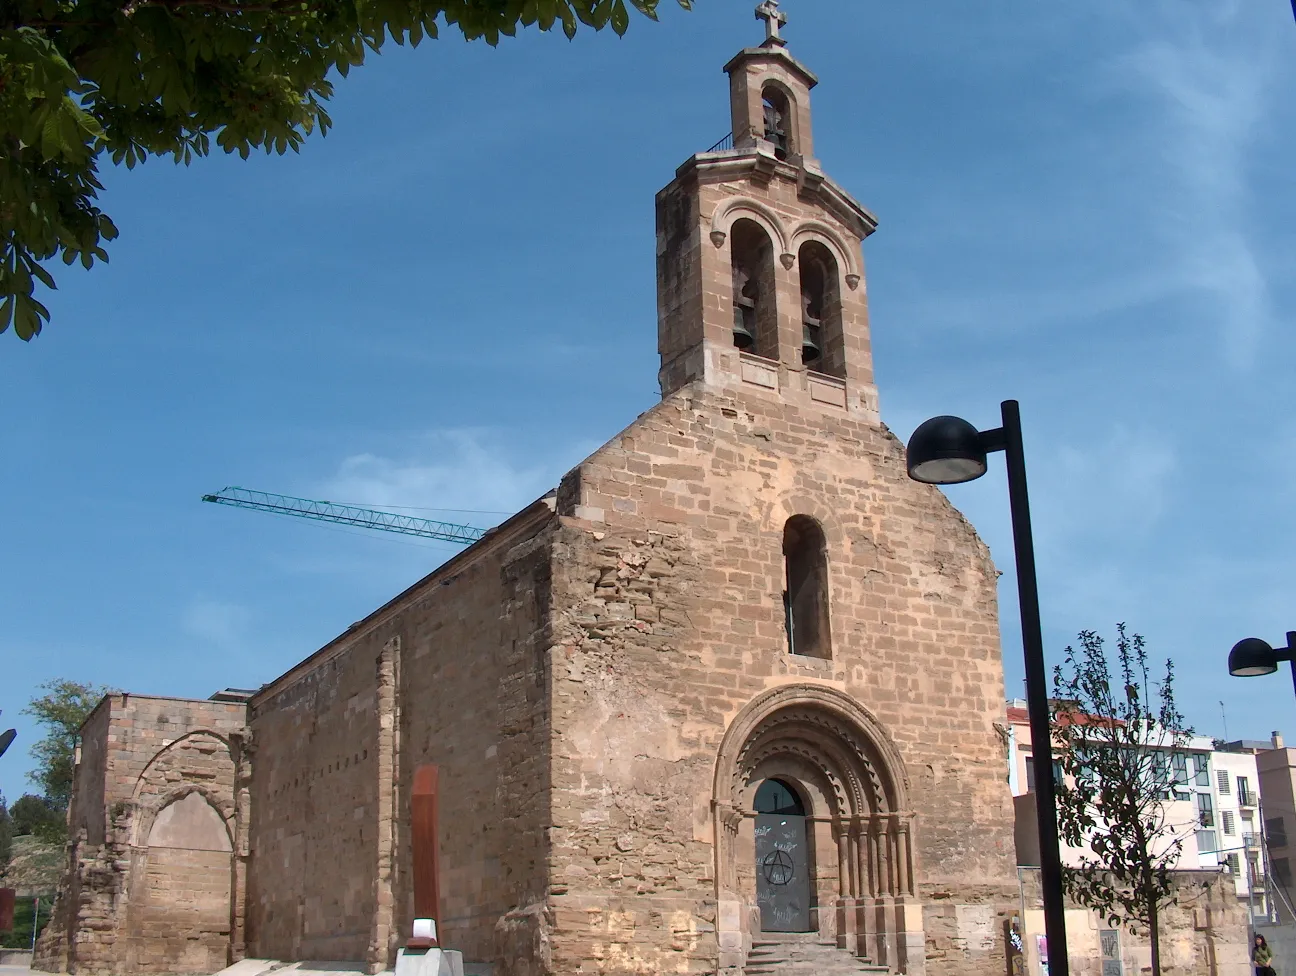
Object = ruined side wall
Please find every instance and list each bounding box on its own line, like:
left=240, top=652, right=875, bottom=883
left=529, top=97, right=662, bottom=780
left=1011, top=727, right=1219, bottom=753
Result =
left=394, top=519, right=557, bottom=973
left=546, top=386, right=1019, bottom=974
left=74, top=702, right=112, bottom=846
left=35, top=696, right=247, bottom=975
left=247, top=646, right=386, bottom=964
left=246, top=508, right=556, bottom=975
left=34, top=699, right=113, bottom=973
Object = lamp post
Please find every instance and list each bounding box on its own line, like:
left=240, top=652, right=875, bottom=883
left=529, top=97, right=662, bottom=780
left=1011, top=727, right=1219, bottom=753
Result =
left=1228, top=631, right=1296, bottom=697
left=0, top=712, right=14, bottom=759
left=905, top=399, right=1069, bottom=976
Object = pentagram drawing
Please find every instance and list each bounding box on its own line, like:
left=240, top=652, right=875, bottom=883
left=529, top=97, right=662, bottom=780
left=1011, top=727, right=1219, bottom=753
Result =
left=761, top=849, right=795, bottom=886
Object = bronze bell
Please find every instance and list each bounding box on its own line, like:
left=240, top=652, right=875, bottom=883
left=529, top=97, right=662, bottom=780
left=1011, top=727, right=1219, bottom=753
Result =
left=801, top=323, right=821, bottom=364
left=733, top=306, right=756, bottom=350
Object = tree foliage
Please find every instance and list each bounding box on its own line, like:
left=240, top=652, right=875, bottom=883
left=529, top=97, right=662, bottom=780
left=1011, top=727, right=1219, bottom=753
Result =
left=0, top=794, right=12, bottom=873
left=21, top=679, right=115, bottom=811
left=1051, top=624, right=1193, bottom=976
left=1, top=0, right=689, bottom=340
left=10, top=793, right=61, bottom=838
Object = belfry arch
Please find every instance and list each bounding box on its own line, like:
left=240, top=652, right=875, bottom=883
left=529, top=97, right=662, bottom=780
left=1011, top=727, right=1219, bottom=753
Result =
left=712, top=685, right=920, bottom=972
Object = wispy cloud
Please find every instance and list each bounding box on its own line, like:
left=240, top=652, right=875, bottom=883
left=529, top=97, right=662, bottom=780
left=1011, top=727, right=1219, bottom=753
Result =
left=181, top=599, right=251, bottom=648
left=1047, top=424, right=1177, bottom=540
left=317, top=428, right=586, bottom=518
left=1114, top=1, right=1275, bottom=368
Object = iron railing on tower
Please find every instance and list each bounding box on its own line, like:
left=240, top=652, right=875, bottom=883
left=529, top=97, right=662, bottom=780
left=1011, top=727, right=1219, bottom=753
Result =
left=705, top=132, right=734, bottom=153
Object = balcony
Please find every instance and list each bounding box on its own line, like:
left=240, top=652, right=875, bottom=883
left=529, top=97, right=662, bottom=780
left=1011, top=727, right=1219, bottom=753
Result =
left=1244, top=832, right=1262, bottom=849
left=1240, top=788, right=1257, bottom=807
left=1199, top=811, right=1215, bottom=828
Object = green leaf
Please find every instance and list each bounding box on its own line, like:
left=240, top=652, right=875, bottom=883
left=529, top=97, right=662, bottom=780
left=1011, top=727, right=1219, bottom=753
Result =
left=610, top=0, right=630, bottom=35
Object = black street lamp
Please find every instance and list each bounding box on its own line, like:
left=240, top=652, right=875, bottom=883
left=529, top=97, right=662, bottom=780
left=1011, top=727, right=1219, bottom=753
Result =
left=1228, top=631, right=1296, bottom=697
left=906, top=399, right=1069, bottom=976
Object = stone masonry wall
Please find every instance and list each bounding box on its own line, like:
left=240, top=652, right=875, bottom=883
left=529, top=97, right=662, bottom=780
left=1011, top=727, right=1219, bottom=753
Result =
left=245, top=505, right=556, bottom=974
left=546, top=384, right=1020, bottom=975
left=247, top=637, right=387, bottom=964
left=394, top=518, right=556, bottom=974
left=35, top=695, right=248, bottom=976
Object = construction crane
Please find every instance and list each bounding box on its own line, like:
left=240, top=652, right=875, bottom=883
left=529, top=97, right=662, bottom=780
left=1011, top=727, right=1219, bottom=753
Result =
left=201, top=486, right=490, bottom=546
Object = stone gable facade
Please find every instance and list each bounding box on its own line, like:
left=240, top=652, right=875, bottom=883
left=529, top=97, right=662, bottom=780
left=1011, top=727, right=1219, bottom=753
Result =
left=38, top=22, right=1024, bottom=976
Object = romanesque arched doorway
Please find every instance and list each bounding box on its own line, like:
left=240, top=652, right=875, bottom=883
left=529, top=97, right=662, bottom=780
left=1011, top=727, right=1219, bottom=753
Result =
left=713, top=685, right=922, bottom=973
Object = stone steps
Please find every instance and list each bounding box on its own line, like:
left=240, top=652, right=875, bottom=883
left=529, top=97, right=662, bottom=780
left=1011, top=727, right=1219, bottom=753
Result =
left=744, top=934, right=891, bottom=975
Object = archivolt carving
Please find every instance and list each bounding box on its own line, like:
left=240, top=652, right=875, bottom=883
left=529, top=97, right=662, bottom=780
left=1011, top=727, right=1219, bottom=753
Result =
left=709, top=197, right=791, bottom=255
left=741, top=739, right=850, bottom=818
left=789, top=219, right=862, bottom=281
left=715, top=684, right=910, bottom=818
left=737, top=710, right=885, bottom=816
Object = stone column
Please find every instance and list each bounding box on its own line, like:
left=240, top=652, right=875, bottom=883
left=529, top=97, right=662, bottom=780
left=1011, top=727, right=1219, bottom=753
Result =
left=895, top=814, right=925, bottom=976
left=832, top=820, right=854, bottom=952
left=229, top=729, right=255, bottom=965
left=713, top=802, right=746, bottom=974
left=368, top=637, right=401, bottom=974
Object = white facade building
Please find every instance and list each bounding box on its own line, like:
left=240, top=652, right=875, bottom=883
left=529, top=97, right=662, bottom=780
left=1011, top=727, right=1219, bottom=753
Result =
left=1006, top=700, right=1266, bottom=915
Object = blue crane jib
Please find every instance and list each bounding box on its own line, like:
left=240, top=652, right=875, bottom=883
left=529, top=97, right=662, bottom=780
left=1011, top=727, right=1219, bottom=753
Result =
left=201, top=487, right=490, bottom=546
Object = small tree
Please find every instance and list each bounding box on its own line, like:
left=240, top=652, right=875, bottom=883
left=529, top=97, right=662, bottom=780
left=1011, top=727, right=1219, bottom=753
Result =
left=1051, top=624, right=1193, bottom=976
left=22, top=679, right=115, bottom=812
left=10, top=794, right=60, bottom=839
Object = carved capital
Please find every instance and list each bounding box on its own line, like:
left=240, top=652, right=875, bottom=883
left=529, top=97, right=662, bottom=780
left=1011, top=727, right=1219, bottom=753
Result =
left=844, top=273, right=861, bottom=291
left=713, top=801, right=744, bottom=835
left=780, top=252, right=796, bottom=270
left=710, top=230, right=727, bottom=248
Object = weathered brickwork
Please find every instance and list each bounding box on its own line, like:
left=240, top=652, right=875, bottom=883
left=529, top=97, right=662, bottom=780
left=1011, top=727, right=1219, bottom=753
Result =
left=36, top=695, right=248, bottom=975
left=244, top=503, right=556, bottom=973
left=541, top=378, right=1019, bottom=975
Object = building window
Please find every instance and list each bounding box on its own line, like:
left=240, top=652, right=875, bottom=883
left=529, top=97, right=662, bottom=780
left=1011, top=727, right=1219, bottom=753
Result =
left=1193, top=753, right=1210, bottom=787
left=1217, top=770, right=1231, bottom=794
left=1238, top=776, right=1255, bottom=805
left=1172, top=752, right=1189, bottom=786
left=783, top=516, right=830, bottom=659
left=1197, top=792, right=1214, bottom=827
left=1226, top=852, right=1240, bottom=873
left=1197, top=830, right=1218, bottom=857
left=1223, top=810, right=1236, bottom=835
left=1024, top=757, right=1064, bottom=793
left=1267, top=816, right=1288, bottom=848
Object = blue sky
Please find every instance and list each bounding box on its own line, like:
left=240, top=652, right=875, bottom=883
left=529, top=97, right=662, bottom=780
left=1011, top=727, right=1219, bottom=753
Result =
left=2, top=1, right=1293, bottom=804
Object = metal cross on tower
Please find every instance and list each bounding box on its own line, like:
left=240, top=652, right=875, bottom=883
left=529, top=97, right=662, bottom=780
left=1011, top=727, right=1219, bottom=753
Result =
left=755, top=0, right=787, bottom=45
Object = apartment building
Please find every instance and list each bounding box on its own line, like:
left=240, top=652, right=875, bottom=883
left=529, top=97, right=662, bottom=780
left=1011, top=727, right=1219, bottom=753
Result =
left=1255, top=734, right=1296, bottom=921
left=1006, top=701, right=1266, bottom=914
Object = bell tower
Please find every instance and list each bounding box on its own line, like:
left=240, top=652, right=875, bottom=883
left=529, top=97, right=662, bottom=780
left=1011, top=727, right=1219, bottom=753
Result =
left=655, top=1, right=879, bottom=420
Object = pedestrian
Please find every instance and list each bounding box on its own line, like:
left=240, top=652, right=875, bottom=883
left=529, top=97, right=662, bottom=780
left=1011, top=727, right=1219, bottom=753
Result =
left=1254, top=933, right=1276, bottom=976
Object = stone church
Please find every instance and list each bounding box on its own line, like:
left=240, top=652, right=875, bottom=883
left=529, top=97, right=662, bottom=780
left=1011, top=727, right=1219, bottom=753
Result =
left=37, top=11, right=1020, bottom=976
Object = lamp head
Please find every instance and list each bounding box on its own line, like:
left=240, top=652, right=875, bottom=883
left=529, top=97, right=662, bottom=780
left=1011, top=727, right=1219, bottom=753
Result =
left=1229, top=637, right=1279, bottom=677
left=906, top=415, right=989, bottom=485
